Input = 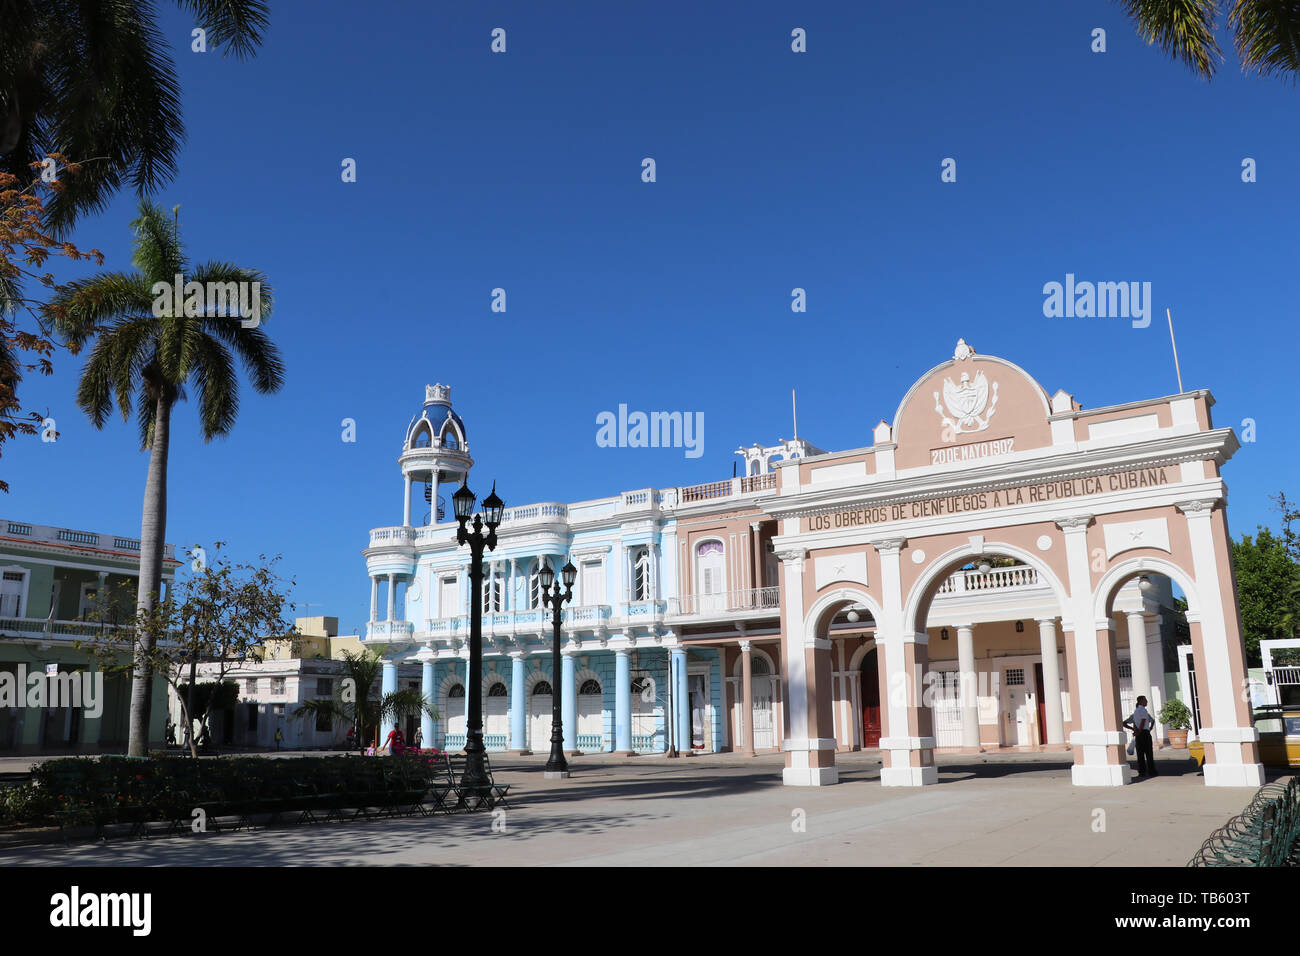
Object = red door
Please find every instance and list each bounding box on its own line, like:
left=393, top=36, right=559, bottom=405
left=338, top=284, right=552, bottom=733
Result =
left=1034, top=663, right=1048, bottom=746
left=862, top=649, right=881, bottom=748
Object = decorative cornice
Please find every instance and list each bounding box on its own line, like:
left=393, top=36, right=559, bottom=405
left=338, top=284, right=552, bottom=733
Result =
left=763, top=429, right=1236, bottom=522
left=1054, top=514, right=1093, bottom=531
left=1175, top=498, right=1219, bottom=515
left=870, top=537, right=907, bottom=554
left=776, top=549, right=806, bottom=566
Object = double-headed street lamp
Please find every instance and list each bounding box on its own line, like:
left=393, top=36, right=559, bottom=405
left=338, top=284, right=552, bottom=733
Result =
left=453, top=480, right=504, bottom=791
left=538, top=559, right=577, bottom=778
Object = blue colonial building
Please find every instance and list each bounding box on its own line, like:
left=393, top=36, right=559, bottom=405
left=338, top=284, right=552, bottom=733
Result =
left=362, top=384, right=815, bottom=756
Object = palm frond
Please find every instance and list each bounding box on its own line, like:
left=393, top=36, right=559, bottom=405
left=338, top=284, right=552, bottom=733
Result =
left=1230, top=0, right=1300, bottom=80
left=31, top=4, right=185, bottom=235
left=130, top=200, right=186, bottom=283
left=43, top=272, right=157, bottom=350
left=176, top=0, right=271, bottom=60
left=1118, top=0, right=1225, bottom=79
left=189, top=332, right=239, bottom=440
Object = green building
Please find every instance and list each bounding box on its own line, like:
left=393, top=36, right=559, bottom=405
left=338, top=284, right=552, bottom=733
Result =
left=0, top=518, right=179, bottom=753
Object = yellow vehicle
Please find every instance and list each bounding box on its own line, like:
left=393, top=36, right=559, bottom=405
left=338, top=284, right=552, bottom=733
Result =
left=1188, top=706, right=1300, bottom=769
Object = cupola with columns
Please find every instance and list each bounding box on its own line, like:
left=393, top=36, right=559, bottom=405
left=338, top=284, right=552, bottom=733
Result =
left=399, top=384, right=473, bottom=526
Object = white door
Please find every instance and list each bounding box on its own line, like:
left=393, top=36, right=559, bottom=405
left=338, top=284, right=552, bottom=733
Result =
left=1001, top=665, right=1034, bottom=746
left=932, top=670, right=964, bottom=748
left=0, top=571, right=24, bottom=618
left=632, top=677, right=658, bottom=749
left=688, top=673, right=708, bottom=750
left=440, top=576, right=459, bottom=618
left=697, top=543, right=725, bottom=613
left=581, top=562, right=604, bottom=606
left=752, top=677, right=775, bottom=749
left=446, top=686, right=466, bottom=741
left=530, top=682, right=553, bottom=750
left=485, top=683, right=509, bottom=742
left=577, top=681, right=603, bottom=749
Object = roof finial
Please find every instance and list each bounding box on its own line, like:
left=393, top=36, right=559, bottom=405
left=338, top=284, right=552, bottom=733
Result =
left=953, top=338, right=975, bottom=361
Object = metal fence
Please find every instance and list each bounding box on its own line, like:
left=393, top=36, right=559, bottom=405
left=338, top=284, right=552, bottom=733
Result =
left=1188, top=777, right=1300, bottom=867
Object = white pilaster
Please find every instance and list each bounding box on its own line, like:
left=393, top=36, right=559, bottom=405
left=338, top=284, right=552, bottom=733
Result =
left=1036, top=617, right=1066, bottom=746
left=956, top=623, right=979, bottom=750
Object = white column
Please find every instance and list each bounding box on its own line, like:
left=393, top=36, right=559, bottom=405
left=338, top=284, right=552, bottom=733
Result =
left=956, top=623, right=979, bottom=750
left=387, top=573, right=397, bottom=621
left=369, top=577, right=378, bottom=622
left=1037, top=617, right=1066, bottom=746
left=403, top=475, right=412, bottom=527
left=1126, top=611, right=1153, bottom=714
left=1057, top=514, right=1127, bottom=786
left=875, top=537, right=935, bottom=787
left=1178, top=499, right=1264, bottom=787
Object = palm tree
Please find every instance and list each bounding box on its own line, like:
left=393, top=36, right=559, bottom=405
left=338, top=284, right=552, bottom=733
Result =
left=1118, top=0, right=1300, bottom=82
left=45, top=198, right=283, bottom=756
left=293, top=648, right=439, bottom=751
left=0, top=0, right=270, bottom=233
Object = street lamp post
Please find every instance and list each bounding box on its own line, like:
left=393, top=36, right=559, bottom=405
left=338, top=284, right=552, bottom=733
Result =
left=453, top=480, right=504, bottom=791
left=539, top=559, right=577, bottom=778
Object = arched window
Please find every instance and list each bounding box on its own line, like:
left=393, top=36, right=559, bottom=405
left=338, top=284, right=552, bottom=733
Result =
left=632, top=548, right=651, bottom=601
left=441, top=428, right=459, bottom=450
left=448, top=683, right=465, bottom=699
left=751, top=656, right=770, bottom=676
left=696, top=540, right=725, bottom=611
left=579, top=679, right=601, bottom=695
left=482, top=565, right=502, bottom=613
left=533, top=681, right=553, bottom=696
left=488, top=682, right=508, bottom=697
left=528, top=562, right=545, bottom=609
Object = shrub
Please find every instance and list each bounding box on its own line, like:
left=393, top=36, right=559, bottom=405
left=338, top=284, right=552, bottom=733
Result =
left=1158, top=698, right=1193, bottom=730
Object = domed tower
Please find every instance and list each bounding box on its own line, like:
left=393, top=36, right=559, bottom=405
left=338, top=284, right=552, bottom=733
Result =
left=399, top=383, right=473, bottom=526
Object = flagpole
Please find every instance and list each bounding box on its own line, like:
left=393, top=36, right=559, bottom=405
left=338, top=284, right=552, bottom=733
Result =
left=792, top=389, right=798, bottom=440
left=1166, top=308, right=1184, bottom=393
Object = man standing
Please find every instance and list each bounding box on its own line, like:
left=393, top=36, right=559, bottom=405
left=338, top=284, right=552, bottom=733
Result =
left=1123, top=695, right=1157, bottom=777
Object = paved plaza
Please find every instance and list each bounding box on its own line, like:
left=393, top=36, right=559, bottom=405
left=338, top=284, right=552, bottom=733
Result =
left=0, top=749, right=1269, bottom=866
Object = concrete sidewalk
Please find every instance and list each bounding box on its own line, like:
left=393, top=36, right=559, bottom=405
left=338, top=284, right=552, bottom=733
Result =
left=0, top=749, right=1263, bottom=866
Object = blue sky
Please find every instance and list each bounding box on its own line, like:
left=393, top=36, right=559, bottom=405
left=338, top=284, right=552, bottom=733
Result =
left=6, top=0, right=1297, bottom=632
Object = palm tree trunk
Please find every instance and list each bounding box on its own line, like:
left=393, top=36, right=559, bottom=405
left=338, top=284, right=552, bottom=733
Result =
left=127, top=390, right=172, bottom=756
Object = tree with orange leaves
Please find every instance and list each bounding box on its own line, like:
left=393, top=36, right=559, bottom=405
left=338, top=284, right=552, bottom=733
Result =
left=0, top=155, right=102, bottom=491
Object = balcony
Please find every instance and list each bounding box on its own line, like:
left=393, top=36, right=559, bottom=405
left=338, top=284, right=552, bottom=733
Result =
left=668, top=586, right=781, bottom=618
left=0, top=617, right=136, bottom=642
left=366, top=620, right=415, bottom=641
left=368, top=527, right=418, bottom=548
left=3, top=520, right=176, bottom=562
left=936, top=565, right=1040, bottom=595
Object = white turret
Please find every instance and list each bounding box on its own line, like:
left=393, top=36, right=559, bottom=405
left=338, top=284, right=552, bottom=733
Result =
left=399, top=384, right=473, bottom=526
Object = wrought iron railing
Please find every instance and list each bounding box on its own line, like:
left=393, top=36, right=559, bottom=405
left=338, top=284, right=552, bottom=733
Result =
left=668, top=586, right=780, bottom=617
left=1188, top=777, right=1300, bottom=867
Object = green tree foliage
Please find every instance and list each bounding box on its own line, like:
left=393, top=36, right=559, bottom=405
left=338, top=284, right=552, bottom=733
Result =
left=1231, top=524, right=1300, bottom=666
